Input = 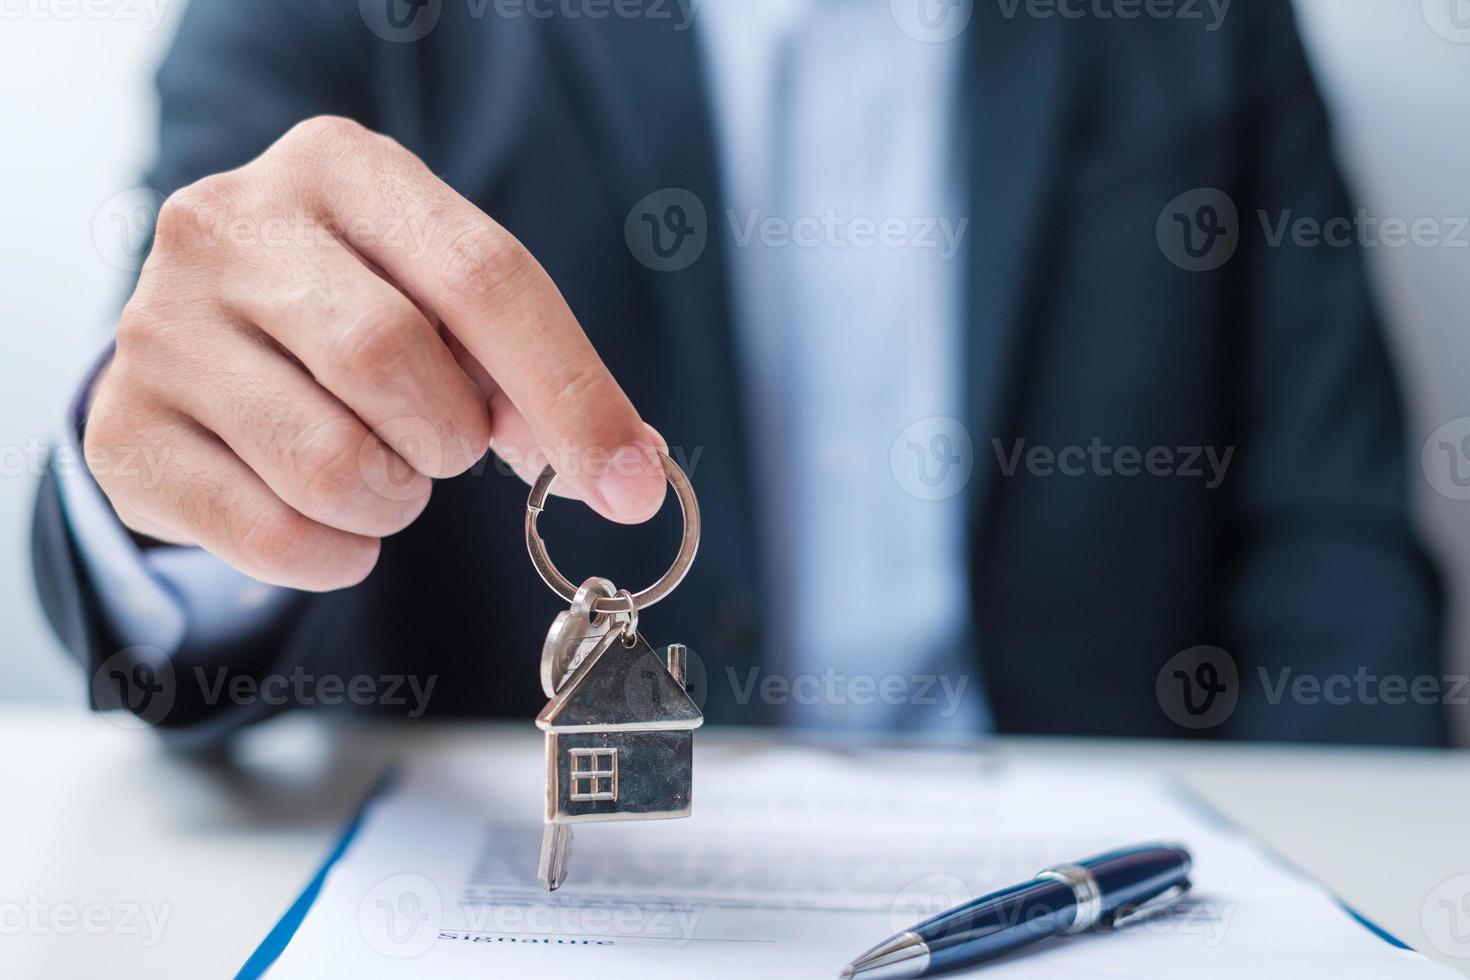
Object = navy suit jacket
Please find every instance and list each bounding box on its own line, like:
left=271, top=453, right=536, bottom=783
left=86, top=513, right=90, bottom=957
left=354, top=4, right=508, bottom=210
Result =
left=32, top=0, right=1446, bottom=744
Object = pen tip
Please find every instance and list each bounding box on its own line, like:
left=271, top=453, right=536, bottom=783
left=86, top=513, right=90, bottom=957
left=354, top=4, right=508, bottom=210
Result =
left=840, top=931, right=930, bottom=979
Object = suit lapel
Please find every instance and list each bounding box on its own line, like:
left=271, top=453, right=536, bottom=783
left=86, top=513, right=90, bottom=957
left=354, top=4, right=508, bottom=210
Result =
left=963, top=15, right=1079, bottom=525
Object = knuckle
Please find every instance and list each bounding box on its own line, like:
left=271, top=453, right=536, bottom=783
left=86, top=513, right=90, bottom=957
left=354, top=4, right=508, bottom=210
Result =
left=291, top=422, right=368, bottom=510
left=82, top=397, right=126, bottom=456
left=154, top=175, right=237, bottom=252
left=438, top=225, right=534, bottom=301
left=82, top=386, right=158, bottom=490
left=261, top=277, right=331, bottom=330
left=236, top=506, right=320, bottom=576
left=277, top=116, right=398, bottom=206
left=114, top=303, right=160, bottom=355
left=285, top=115, right=367, bottom=154
left=82, top=413, right=136, bottom=500
left=335, top=302, right=426, bottom=385
left=381, top=418, right=464, bottom=483
left=358, top=432, right=434, bottom=499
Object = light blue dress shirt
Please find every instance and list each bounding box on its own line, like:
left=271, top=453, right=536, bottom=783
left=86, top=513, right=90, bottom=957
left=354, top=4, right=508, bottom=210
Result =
left=59, top=4, right=989, bottom=734
left=698, top=0, right=985, bottom=734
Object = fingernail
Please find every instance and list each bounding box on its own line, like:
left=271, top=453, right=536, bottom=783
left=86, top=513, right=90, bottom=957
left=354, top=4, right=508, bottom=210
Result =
left=597, top=444, right=666, bottom=523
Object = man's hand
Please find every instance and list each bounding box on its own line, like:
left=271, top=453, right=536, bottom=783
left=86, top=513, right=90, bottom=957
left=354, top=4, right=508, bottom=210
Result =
left=85, top=116, right=667, bottom=591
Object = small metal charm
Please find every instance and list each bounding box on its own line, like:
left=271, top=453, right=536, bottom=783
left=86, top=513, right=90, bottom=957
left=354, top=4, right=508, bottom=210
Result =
left=525, top=450, right=703, bottom=891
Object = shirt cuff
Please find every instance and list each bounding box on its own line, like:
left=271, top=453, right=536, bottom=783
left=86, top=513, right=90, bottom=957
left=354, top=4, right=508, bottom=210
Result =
left=52, top=341, right=297, bottom=654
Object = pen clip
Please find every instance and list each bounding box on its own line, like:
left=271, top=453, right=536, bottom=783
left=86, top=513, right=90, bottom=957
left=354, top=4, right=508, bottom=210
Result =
left=1103, top=880, right=1192, bottom=930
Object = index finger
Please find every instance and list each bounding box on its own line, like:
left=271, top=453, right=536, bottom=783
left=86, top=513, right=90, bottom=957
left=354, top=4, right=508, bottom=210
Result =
left=287, top=117, right=666, bottom=524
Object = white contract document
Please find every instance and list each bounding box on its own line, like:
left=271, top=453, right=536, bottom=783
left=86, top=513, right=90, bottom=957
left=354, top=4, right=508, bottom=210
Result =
left=248, top=738, right=1454, bottom=979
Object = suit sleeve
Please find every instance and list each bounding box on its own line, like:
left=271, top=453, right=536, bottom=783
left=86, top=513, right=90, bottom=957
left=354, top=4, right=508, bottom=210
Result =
left=30, top=0, right=372, bottom=745
left=1218, top=2, right=1447, bottom=744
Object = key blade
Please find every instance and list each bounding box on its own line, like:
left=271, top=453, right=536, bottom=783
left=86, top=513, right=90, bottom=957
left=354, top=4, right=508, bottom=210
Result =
left=537, top=823, right=574, bottom=891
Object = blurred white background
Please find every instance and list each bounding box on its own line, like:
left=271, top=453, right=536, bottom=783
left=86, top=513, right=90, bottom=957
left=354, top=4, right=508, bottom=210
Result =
left=0, top=1, right=183, bottom=702
left=1, top=0, right=1467, bottom=739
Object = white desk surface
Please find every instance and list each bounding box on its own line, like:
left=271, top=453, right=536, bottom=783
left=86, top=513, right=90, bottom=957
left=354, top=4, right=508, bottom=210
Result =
left=3, top=707, right=1469, bottom=978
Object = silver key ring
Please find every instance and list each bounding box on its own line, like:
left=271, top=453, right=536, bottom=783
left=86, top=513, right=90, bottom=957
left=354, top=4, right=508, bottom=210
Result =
left=524, top=450, right=700, bottom=614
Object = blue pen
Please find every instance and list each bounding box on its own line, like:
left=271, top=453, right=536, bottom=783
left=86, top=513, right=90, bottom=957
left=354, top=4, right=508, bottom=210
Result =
left=841, top=843, right=1193, bottom=979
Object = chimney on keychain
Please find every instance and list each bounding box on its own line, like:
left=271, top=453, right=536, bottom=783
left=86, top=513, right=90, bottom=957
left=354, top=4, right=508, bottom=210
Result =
left=665, top=643, right=687, bottom=688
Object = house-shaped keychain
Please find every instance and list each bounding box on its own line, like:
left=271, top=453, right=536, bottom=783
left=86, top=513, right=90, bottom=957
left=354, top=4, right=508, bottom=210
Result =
left=535, top=631, right=703, bottom=888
